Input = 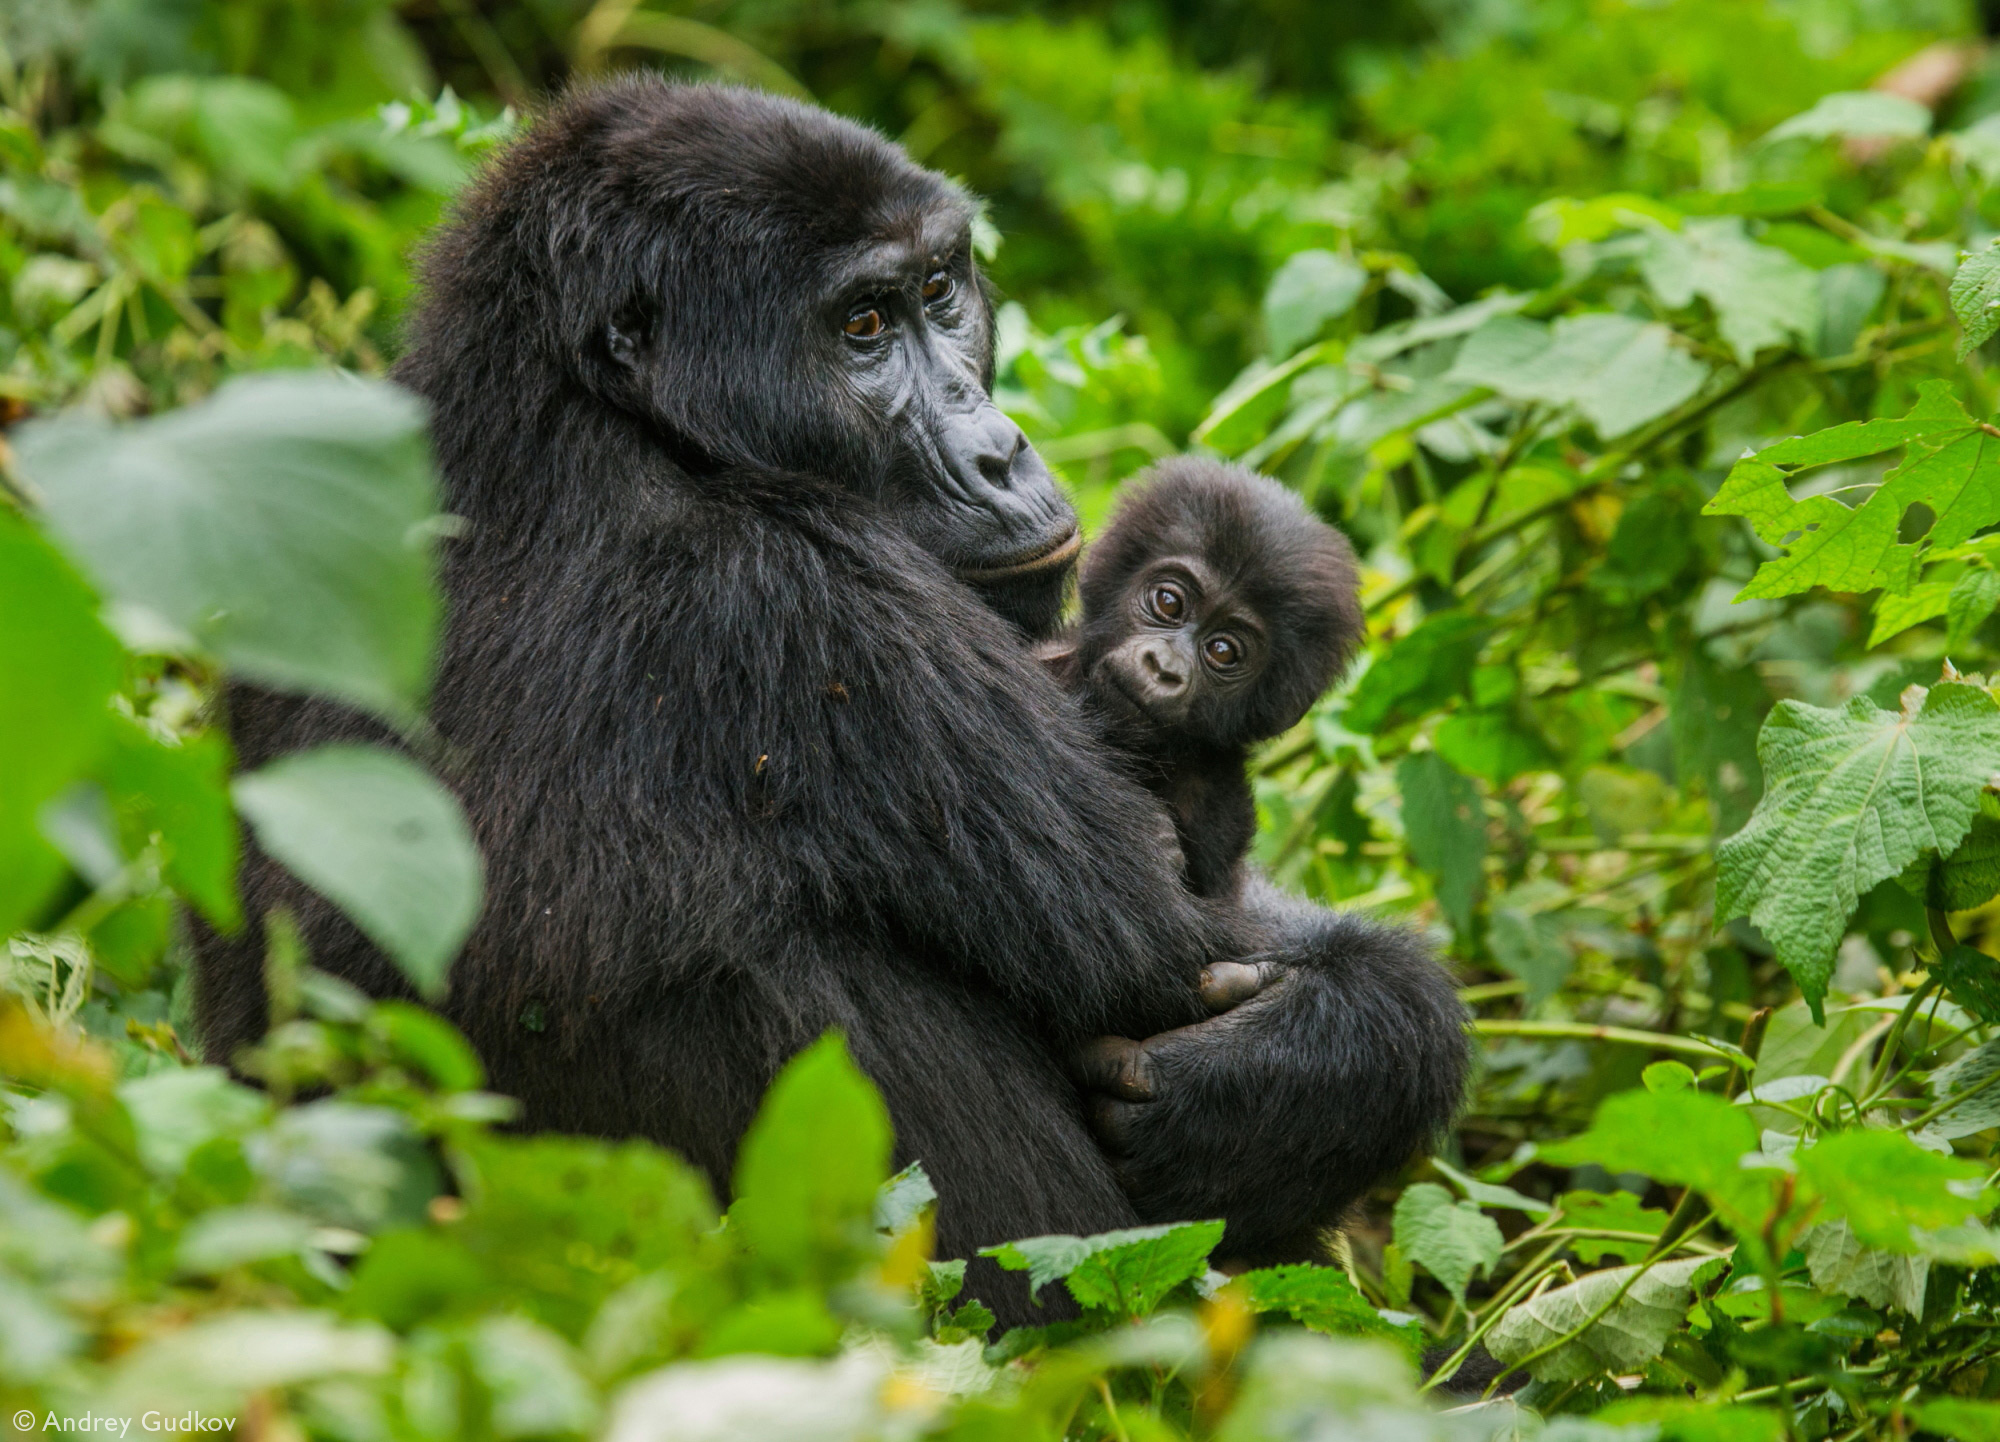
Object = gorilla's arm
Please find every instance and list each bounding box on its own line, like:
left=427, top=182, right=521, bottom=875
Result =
left=1079, top=878, right=1469, bottom=1263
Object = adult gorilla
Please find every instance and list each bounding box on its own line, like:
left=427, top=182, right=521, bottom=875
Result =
left=195, top=78, right=1466, bottom=1320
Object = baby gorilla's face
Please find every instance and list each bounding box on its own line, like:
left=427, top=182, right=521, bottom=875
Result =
left=1090, top=553, right=1267, bottom=741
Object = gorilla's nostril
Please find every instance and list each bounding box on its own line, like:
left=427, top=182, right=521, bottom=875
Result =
left=1141, top=648, right=1187, bottom=691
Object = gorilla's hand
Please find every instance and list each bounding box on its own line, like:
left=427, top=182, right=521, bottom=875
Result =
left=1072, top=959, right=1287, bottom=1151
left=1067, top=904, right=1468, bottom=1268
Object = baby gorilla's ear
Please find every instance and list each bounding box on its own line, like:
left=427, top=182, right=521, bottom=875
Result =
left=1030, top=633, right=1080, bottom=685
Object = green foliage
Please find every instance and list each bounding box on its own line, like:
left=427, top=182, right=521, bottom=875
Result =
left=9, top=0, right=2000, bottom=1437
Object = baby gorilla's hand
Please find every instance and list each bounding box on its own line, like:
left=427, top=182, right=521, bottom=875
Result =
left=1071, top=959, right=1287, bottom=1155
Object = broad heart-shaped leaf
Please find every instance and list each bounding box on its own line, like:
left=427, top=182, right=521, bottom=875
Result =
left=1703, top=382, right=2000, bottom=602
left=1801, top=1219, right=1929, bottom=1316
left=1763, top=91, right=1932, bottom=145
left=982, top=1219, right=1223, bottom=1317
left=1952, top=239, right=2000, bottom=359
left=1542, top=1090, right=1775, bottom=1242
left=1715, top=682, right=2000, bottom=1014
left=0, top=513, right=123, bottom=932
left=1264, top=249, right=1367, bottom=357
left=1391, top=1182, right=1501, bottom=1302
left=1938, top=943, right=2000, bottom=1025
left=1796, top=1128, right=1987, bottom=1253
left=729, top=1033, right=893, bottom=1286
left=1447, top=311, right=1707, bottom=438
left=1398, top=752, right=1487, bottom=936
left=1486, top=1254, right=1717, bottom=1383
left=233, top=744, right=483, bottom=998
left=1641, top=218, right=1818, bottom=365
left=15, top=370, right=443, bottom=726
left=1236, top=1264, right=1425, bottom=1358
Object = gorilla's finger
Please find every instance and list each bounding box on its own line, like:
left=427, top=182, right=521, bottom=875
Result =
left=1072, top=1035, right=1156, bottom=1100
left=1198, top=960, right=1280, bottom=1013
left=1089, top=1095, right=1142, bottom=1155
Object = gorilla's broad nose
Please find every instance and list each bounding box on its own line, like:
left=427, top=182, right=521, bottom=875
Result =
left=974, top=413, right=1029, bottom=490
left=1139, top=640, right=1188, bottom=694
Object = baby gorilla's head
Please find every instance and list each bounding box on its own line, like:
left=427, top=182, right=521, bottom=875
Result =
left=1075, top=459, right=1362, bottom=752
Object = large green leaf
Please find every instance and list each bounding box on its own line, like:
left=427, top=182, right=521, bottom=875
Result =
left=1264, top=250, right=1366, bottom=357
left=0, top=513, right=124, bottom=932
left=1801, top=1219, right=1928, bottom=1316
left=1641, top=218, right=1818, bottom=364
left=1798, top=1128, right=1988, bottom=1254
left=1397, top=752, right=1486, bottom=935
left=982, top=1219, right=1223, bottom=1317
left=232, top=743, right=483, bottom=999
left=1715, top=682, right=2000, bottom=1012
left=1236, top=1264, right=1423, bottom=1355
left=1542, top=1090, right=1774, bottom=1240
left=1447, top=311, right=1707, bottom=438
left=1952, top=239, right=2000, bottom=359
left=1486, top=1254, right=1715, bottom=1383
left=1390, top=1182, right=1500, bottom=1302
left=730, top=1033, right=893, bottom=1287
left=1347, top=612, right=1487, bottom=733
left=15, top=371, right=443, bottom=725
left=1763, top=92, right=1931, bottom=145
left=1703, top=382, right=2000, bottom=602
left=1929, top=1038, right=2000, bottom=1139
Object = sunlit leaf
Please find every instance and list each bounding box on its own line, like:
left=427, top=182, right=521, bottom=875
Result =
left=1390, top=1182, right=1500, bottom=1302
left=983, top=1219, right=1222, bottom=1317
left=1486, top=1254, right=1717, bottom=1382
left=1264, top=250, right=1366, bottom=357
left=1397, top=752, right=1486, bottom=934
left=1763, top=91, right=1931, bottom=145
left=1715, top=683, right=2000, bottom=1012
left=1797, top=1128, right=1987, bottom=1253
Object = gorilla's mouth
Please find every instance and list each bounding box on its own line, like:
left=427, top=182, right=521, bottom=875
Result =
left=953, top=526, right=1081, bottom=584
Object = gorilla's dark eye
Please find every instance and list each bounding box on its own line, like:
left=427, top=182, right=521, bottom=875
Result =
left=1204, top=635, right=1243, bottom=669
left=844, top=306, right=886, bottom=338
left=922, top=270, right=955, bottom=305
left=1148, top=583, right=1185, bottom=622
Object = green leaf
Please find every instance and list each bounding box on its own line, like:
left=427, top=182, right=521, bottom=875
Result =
left=1948, top=565, right=2000, bottom=649
left=1763, top=91, right=1931, bottom=145
left=1557, top=1190, right=1672, bottom=1266
left=16, top=371, right=444, bottom=725
left=1542, top=1090, right=1771, bottom=1237
left=874, top=1161, right=937, bottom=1234
left=98, top=715, right=240, bottom=931
left=1937, top=943, right=2000, bottom=1024
left=1397, top=751, right=1487, bottom=935
left=1800, top=1219, right=1928, bottom=1316
left=1703, top=383, right=2000, bottom=602
left=1870, top=579, right=1954, bottom=646
left=1918, top=1399, right=2000, bottom=1442
left=1903, top=814, right=2000, bottom=912
left=1641, top=218, right=1818, bottom=365
left=983, top=1219, right=1224, bottom=1317
left=1797, top=1128, right=1987, bottom=1253
left=1953, top=240, right=2000, bottom=359
left=1433, top=1158, right=1551, bottom=1215
left=119, top=1067, right=269, bottom=1177
left=1929, top=1037, right=2000, bottom=1140
left=1715, top=683, right=2000, bottom=1012
left=1672, top=644, right=1766, bottom=835
left=1191, top=343, right=1334, bottom=453
left=1644, top=1061, right=1696, bottom=1093
left=1591, top=492, right=1696, bottom=602
left=1347, top=612, right=1488, bottom=733
left=731, top=1032, right=893, bottom=1286
left=175, top=1206, right=315, bottom=1275
left=1447, top=311, right=1707, bottom=438
left=1486, top=1255, right=1716, bottom=1382
left=0, top=513, right=124, bottom=932
left=233, top=743, right=484, bottom=999
left=1487, top=881, right=1574, bottom=1007
left=1264, top=250, right=1367, bottom=357
left=1390, top=1182, right=1501, bottom=1302
left=1434, top=707, right=1555, bottom=785
left=1237, top=1264, right=1425, bottom=1356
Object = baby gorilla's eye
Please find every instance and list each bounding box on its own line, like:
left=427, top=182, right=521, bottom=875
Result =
left=844, top=306, right=886, bottom=338
left=922, top=269, right=955, bottom=305
left=1203, top=635, right=1243, bottom=669
left=1148, top=583, right=1185, bottom=622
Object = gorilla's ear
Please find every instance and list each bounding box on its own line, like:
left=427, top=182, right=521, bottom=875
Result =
left=604, top=305, right=653, bottom=372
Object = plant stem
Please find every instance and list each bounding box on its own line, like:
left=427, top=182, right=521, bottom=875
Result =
left=1471, top=1019, right=1740, bottom=1060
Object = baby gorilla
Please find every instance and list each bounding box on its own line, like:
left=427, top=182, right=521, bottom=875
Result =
left=1043, top=458, right=1363, bottom=898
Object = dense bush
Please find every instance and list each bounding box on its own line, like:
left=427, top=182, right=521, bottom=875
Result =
left=11, top=1, right=2000, bottom=1437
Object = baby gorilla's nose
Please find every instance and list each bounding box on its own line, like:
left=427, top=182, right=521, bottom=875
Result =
left=1139, top=639, right=1187, bottom=693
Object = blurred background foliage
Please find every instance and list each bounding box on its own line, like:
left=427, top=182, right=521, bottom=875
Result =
left=18, top=0, right=2000, bottom=1435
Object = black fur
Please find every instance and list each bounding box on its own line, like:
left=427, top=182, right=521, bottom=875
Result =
left=1048, top=459, right=1361, bottom=897
left=191, top=78, right=1468, bottom=1323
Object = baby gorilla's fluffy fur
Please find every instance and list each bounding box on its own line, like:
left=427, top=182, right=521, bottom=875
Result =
left=1052, top=459, right=1362, bottom=897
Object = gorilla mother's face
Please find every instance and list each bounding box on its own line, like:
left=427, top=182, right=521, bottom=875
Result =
left=582, top=86, right=1077, bottom=633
